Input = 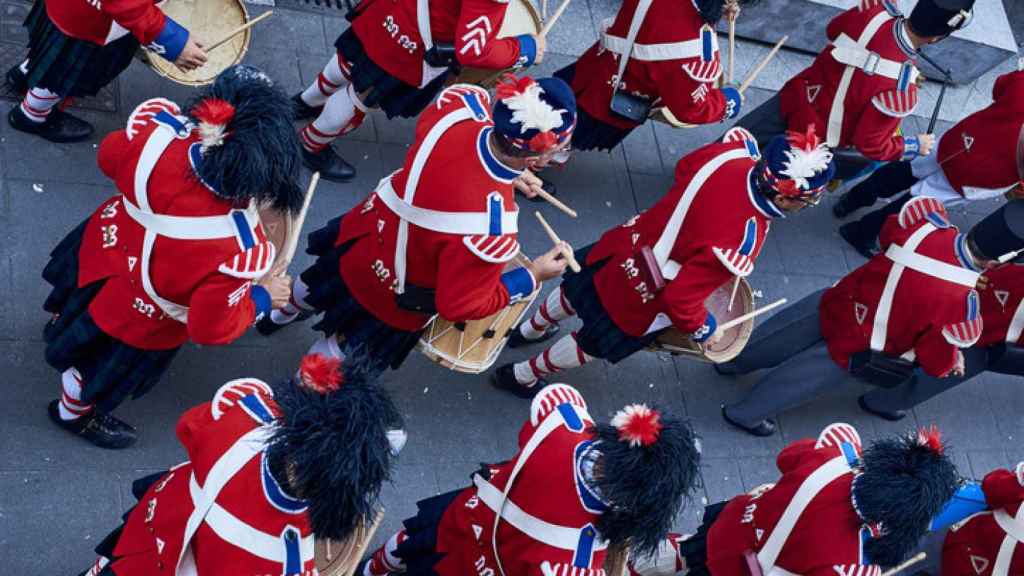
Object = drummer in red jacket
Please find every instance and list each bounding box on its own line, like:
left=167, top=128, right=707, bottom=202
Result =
left=74, top=354, right=406, bottom=576
left=42, top=66, right=300, bottom=449
left=942, top=463, right=1024, bottom=576
left=718, top=196, right=990, bottom=436
left=491, top=127, right=835, bottom=398
left=734, top=0, right=975, bottom=180
left=552, top=0, right=749, bottom=154
left=7, top=0, right=208, bottom=142
left=834, top=69, right=1024, bottom=258
left=357, top=382, right=701, bottom=576
left=625, top=423, right=959, bottom=576
left=293, top=0, right=547, bottom=182
left=258, top=76, right=575, bottom=379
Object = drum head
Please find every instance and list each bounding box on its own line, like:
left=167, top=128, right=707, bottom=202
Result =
left=702, top=278, right=754, bottom=363
left=258, top=205, right=292, bottom=268
left=315, top=512, right=383, bottom=576
left=147, top=0, right=251, bottom=86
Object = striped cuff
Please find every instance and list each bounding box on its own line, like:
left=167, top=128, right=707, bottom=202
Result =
left=251, top=285, right=272, bottom=320
left=721, top=86, right=742, bottom=120
left=501, top=267, right=537, bottom=302
left=691, top=311, right=718, bottom=343
left=149, top=16, right=189, bottom=62
left=901, top=136, right=921, bottom=160
left=515, top=34, right=538, bottom=67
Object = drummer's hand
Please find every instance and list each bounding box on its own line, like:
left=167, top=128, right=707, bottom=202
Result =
left=532, top=34, right=546, bottom=65
left=947, top=349, right=966, bottom=378
left=916, top=133, right=936, bottom=157
left=257, top=271, right=292, bottom=310
left=976, top=274, right=990, bottom=291
left=706, top=328, right=724, bottom=347
left=724, top=0, right=741, bottom=22
left=529, top=242, right=570, bottom=282
left=175, top=37, right=208, bottom=72
left=514, top=170, right=544, bottom=199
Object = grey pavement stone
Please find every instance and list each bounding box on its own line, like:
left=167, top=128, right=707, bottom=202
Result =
left=912, top=376, right=1004, bottom=450
left=966, top=449, right=1012, bottom=480
left=322, top=14, right=348, bottom=52
left=620, top=121, right=664, bottom=176
left=252, top=5, right=328, bottom=56
left=543, top=0, right=597, bottom=58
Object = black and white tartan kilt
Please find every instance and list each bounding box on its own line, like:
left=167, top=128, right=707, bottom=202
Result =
left=386, top=488, right=465, bottom=575
left=560, top=244, right=658, bottom=363
left=553, top=63, right=635, bottom=152
left=335, top=26, right=453, bottom=119
left=301, top=216, right=423, bottom=372
left=22, top=0, right=140, bottom=97
left=42, top=220, right=180, bottom=414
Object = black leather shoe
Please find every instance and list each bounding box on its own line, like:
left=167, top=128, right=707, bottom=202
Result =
left=491, top=364, right=545, bottom=399
left=256, top=310, right=311, bottom=336
left=526, top=178, right=558, bottom=203
left=48, top=400, right=138, bottom=449
left=857, top=395, right=906, bottom=422
left=302, top=146, right=356, bottom=182
left=507, top=323, right=559, bottom=348
left=6, top=65, right=27, bottom=94
left=721, top=405, right=776, bottom=437
left=838, top=222, right=880, bottom=260
left=832, top=191, right=858, bottom=219
left=9, top=106, right=93, bottom=143
left=292, top=92, right=323, bottom=121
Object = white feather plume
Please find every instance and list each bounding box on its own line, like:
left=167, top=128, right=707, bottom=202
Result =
left=198, top=122, right=227, bottom=151
left=780, top=144, right=833, bottom=190
left=502, top=83, right=564, bottom=135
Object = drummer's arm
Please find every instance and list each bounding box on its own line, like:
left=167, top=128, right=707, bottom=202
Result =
left=661, top=252, right=733, bottom=342
left=104, top=0, right=189, bottom=62
left=453, top=0, right=538, bottom=70
left=652, top=62, right=737, bottom=125
left=186, top=244, right=277, bottom=345
left=435, top=238, right=530, bottom=321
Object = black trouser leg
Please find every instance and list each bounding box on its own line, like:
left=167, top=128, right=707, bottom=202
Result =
left=842, top=192, right=913, bottom=251
left=843, top=161, right=917, bottom=212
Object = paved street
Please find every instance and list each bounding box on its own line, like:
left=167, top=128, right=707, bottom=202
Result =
left=0, top=1, right=1022, bottom=573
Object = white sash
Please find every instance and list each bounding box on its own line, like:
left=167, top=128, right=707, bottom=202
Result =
left=825, top=10, right=894, bottom=147
left=993, top=506, right=1024, bottom=576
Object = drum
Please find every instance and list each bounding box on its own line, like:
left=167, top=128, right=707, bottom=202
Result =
left=144, top=0, right=252, bottom=86
left=258, top=205, right=293, bottom=269
left=315, top=510, right=384, bottom=576
left=649, top=277, right=754, bottom=364
left=417, top=254, right=541, bottom=374
left=453, top=0, right=542, bottom=88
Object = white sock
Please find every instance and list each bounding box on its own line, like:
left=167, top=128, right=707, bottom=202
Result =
left=364, top=530, right=408, bottom=575
left=520, top=287, right=575, bottom=340
left=269, top=277, right=312, bottom=325
left=58, top=368, right=92, bottom=421
left=301, top=53, right=349, bottom=107
left=299, top=84, right=367, bottom=153
left=21, top=87, right=61, bottom=123
left=307, top=336, right=344, bottom=361
left=512, top=333, right=593, bottom=385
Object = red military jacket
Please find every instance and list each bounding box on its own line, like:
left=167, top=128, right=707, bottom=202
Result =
left=942, top=466, right=1024, bottom=576
left=820, top=197, right=983, bottom=377
left=80, top=98, right=275, bottom=350
left=779, top=0, right=920, bottom=162
left=977, top=263, right=1024, bottom=349
left=337, top=84, right=534, bottom=332
left=567, top=0, right=729, bottom=131
left=45, top=0, right=188, bottom=60
left=705, top=424, right=882, bottom=576
left=434, top=384, right=610, bottom=576
left=937, top=71, right=1024, bottom=199
left=109, top=379, right=317, bottom=575
left=587, top=129, right=777, bottom=339
left=350, top=0, right=534, bottom=88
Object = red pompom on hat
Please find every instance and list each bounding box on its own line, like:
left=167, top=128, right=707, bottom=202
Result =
left=298, top=353, right=343, bottom=394
left=611, top=404, right=663, bottom=448
left=916, top=425, right=944, bottom=455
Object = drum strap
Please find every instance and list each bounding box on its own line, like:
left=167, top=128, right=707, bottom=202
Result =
left=611, top=0, right=655, bottom=94
left=417, top=0, right=433, bottom=52
left=993, top=506, right=1024, bottom=576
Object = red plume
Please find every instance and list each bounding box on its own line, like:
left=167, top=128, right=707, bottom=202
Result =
left=529, top=131, right=558, bottom=152
left=916, top=425, right=944, bottom=455
left=495, top=74, right=536, bottom=100
left=192, top=97, right=235, bottom=126
left=611, top=404, right=663, bottom=448
left=298, top=353, right=343, bottom=394
left=785, top=125, right=821, bottom=152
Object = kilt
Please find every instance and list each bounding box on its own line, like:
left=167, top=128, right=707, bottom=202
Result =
left=675, top=501, right=728, bottom=576
left=561, top=244, right=657, bottom=363
left=23, top=0, right=139, bottom=97
left=42, top=220, right=180, bottom=414
left=85, top=471, right=168, bottom=576
left=301, top=216, right=422, bottom=373
left=336, top=26, right=452, bottom=119
left=389, top=488, right=465, bottom=575
left=554, top=63, right=634, bottom=152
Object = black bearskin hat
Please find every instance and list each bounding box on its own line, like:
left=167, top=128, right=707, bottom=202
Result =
left=266, top=354, right=404, bottom=540
left=186, top=65, right=303, bottom=213
left=695, top=0, right=761, bottom=25
left=590, top=404, right=702, bottom=559
left=852, top=427, right=958, bottom=567
left=908, top=0, right=975, bottom=38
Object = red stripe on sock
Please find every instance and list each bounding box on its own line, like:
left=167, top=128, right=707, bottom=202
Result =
left=572, top=332, right=587, bottom=364
left=559, top=289, right=575, bottom=315
left=61, top=393, right=93, bottom=415
left=528, top=357, right=543, bottom=379
left=305, top=122, right=343, bottom=140
left=529, top=315, right=545, bottom=332
left=542, top=349, right=561, bottom=373
left=538, top=302, right=556, bottom=325
left=299, top=128, right=326, bottom=153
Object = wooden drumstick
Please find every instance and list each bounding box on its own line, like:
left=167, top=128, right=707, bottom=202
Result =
left=727, top=276, right=741, bottom=312
left=727, top=2, right=737, bottom=84
left=880, top=552, right=926, bottom=576
left=535, top=211, right=581, bottom=273
left=540, top=0, right=572, bottom=36
left=739, top=35, right=788, bottom=95
left=279, top=171, right=320, bottom=272
left=207, top=10, right=273, bottom=53
left=717, top=297, right=787, bottom=332
left=534, top=187, right=578, bottom=218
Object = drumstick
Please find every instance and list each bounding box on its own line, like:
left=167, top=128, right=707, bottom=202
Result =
left=727, top=276, right=741, bottom=312
left=739, top=35, right=788, bottom=95
left=880, top=552, right=926, bottom=576
left=534, top=187, right=578, bottom=218
left=727, top=4, right=737, bottom=84
left=540, top=0, right=572, bottom=36
left=542, top=0, right=548, bottom=19
left=535, top=211, right=581, bottom=273
left=717, top=297, right=787, bottom=332
left=207, top=10, right=273, bottom=53
left=279, top=172, right=320, bottom=272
